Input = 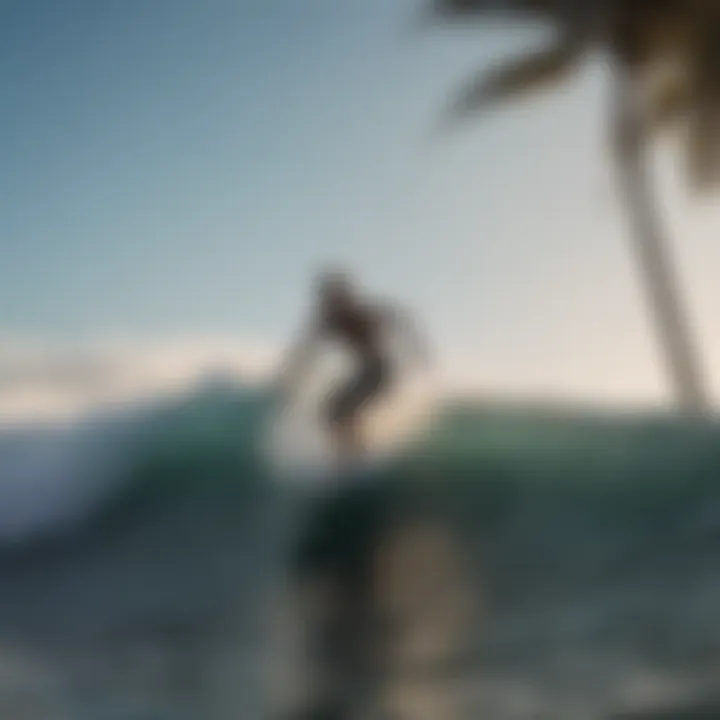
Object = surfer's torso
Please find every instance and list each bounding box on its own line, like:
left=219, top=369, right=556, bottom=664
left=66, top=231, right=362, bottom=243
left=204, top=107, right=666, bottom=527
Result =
left=320, top=302, right=386, bottom=362
left=319, top=301, right=392, bottom=428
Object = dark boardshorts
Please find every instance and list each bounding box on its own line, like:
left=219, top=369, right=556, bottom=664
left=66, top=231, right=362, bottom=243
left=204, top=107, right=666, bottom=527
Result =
left=325, top=355, right=390, bottom=426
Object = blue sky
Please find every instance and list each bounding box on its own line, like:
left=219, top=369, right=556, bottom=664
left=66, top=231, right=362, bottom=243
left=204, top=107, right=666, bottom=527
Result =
left=3, top=0, right=720, bottom=402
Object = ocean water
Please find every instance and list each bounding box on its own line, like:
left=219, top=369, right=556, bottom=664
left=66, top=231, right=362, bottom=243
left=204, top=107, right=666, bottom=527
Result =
left=2, top=383, right=720, bottom=719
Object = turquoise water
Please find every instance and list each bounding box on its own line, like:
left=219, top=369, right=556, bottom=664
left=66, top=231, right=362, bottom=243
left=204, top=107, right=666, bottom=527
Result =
left=1, top=385, right=720, bottom=717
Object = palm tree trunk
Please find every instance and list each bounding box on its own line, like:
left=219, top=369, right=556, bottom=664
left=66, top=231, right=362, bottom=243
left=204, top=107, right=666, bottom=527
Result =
left=612, top=72, right=710, bottom=415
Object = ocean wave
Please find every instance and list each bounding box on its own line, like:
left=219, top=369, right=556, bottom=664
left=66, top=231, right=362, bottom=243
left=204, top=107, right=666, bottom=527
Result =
left=0, top=379, right=269, bottom=546
left=2, top=387, right=720, bottom=717
left=2, top=380, right=720, bottom=549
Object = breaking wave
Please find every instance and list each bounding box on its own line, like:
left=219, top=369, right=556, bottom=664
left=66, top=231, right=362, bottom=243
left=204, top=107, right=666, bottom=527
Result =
left=1, top=382, right=720, bottom=718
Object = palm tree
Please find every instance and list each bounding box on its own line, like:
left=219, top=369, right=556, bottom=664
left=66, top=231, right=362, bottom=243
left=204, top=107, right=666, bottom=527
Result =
left=427, top=0, right=720, bottom=414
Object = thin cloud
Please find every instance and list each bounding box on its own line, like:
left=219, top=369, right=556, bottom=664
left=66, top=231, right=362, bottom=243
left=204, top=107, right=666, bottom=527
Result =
left=0, top=335, right=279, bottom=424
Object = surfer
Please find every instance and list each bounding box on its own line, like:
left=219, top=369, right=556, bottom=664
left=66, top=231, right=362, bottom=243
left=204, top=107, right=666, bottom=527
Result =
left=275, top=270, right=430, bottom=471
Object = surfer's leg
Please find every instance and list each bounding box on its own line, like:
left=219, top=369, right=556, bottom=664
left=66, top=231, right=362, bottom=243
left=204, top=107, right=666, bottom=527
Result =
left=325, top=360, right=388, bottom=470
left=334, top=416, right=363, bottom=468
left=325, top=385, right=361, bottom=470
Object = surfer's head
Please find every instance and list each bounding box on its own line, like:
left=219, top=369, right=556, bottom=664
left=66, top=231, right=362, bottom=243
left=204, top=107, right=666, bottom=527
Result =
left=316, top=268, right=353, bottom=307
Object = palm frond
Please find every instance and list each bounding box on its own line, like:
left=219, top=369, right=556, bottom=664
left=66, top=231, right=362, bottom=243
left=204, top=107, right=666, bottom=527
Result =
left=445, top=39, right=581, bottom=124
left=432, top=0, right=561, bottom=20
